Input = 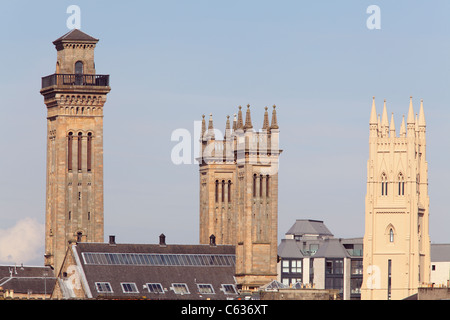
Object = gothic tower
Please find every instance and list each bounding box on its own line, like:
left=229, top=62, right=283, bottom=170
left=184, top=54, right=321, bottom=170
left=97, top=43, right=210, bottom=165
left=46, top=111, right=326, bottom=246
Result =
left=40, top=29, right=111, bottom=273
left=198, top=105, right=281, bottom=291
left=361, top=97, right=430, bottom=300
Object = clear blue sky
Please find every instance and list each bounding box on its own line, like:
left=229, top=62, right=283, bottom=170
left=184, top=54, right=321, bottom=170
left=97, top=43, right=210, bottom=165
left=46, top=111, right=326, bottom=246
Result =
left=0, top=1, right=449, bottom=265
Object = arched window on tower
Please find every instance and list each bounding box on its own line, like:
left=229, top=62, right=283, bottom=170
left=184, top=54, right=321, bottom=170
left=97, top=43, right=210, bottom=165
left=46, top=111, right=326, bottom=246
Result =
left=228, top=180, right=232, bottom=203
left=222, top=180, right=225, bottom=202
left=389, top=228, right=394, bottom=242
left=253, top=174, right=257, bottom=198
left=87, top=132, right=92, bottom=172
left=215, top=180, right=219, bottom=203
left=68, top=132, right=73, bottom=171
left=266, top=175, right=270, bottom=198
left=75, top=61, right=83, bottom=85
left=398, top=173, right=405, bottom=196
left=78, top=132, right=82, bottom=171
left=381, top=173, right=388, bottom=196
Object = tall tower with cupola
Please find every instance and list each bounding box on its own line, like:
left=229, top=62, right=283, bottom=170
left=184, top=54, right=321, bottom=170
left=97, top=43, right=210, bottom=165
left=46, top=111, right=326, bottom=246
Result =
left=198, top=105, right=282, bottom=291
left=361, top=97, right=430, bottom=300
left=40, top=29, right=111, bottom=274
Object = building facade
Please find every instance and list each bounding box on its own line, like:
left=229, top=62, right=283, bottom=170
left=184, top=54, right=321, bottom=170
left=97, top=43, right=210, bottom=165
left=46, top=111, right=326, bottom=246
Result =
left=361, top=97, right=431, bottom=300
left=277, top=219, right=363, bottom=300
left=40, top=29, right=111, bottom=274
left=198, top=105, right=281, bottom=291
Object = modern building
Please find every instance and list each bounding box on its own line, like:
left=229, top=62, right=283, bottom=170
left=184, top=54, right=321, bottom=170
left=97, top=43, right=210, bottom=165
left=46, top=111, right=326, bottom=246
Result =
left=0, top=265, right=55, bottom=299
left=51, top=235, right=239, bottom=300
left=277, top=219, right=363, bottom=300
left=40, top=29, right=111, bottom=275
left=198, top=105, right=281, bottom=291
left=430, top=243, right=450, bottom=287
left=361, top=97, right=431, bottom=300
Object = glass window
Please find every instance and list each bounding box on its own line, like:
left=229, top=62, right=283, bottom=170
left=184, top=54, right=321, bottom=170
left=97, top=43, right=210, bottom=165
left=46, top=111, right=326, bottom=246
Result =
left=197, top=284, right=214, bottom=294
left=282, top=260, right=289, bottom=273
left=390, top=228, right=394, bottom=242
left=172, top=283, right=190, bottom=295
left=95, top=282, right=113, bottom=293
left=351, top=259, right=363, bottom=275
left=291, top=260, right=302, bottom=273
left=222, top=284, right=237, bottom=294
left=147, top=283, right=164, bottom=294
left=121, top=282, right=139, bottom=293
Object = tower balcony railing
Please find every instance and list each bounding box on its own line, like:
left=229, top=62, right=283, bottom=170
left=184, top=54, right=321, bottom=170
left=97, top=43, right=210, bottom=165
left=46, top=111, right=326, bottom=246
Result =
left=41, top=73, right=110, bottom=89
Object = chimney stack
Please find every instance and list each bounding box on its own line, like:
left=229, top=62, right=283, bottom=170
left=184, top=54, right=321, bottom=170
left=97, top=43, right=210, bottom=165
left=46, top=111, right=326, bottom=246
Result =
left=209, top=234, right=216, bottom=246
left=159, top=233, right=166, bottom=246
left=109, top=235, right=116, bottom=245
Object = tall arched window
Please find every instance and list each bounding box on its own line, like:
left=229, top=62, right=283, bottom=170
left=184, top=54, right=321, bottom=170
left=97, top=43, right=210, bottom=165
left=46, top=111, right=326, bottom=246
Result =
left=253, top=174, right=257, bottom=197
left=398, top=173, right=405, bottom=196
left=266, top=175, right=270, bottom=197
left=75, top=61, right=83, bottom=85
left=221, top=180, right=225, bottom=203
left=215, top=180, right=219, bottom=203
left=389, top=228, right=394, bottom=242
left=381, top=173, right=388, bottom=196
left=228, top=180, right=232, bottom=203
left=78, top=132, right=82, bottom=171
left=87, top=132, right=92, bottom=172
left=68, top=132, right=73, bottom=171
left=75, top=61, right=84, bottom=74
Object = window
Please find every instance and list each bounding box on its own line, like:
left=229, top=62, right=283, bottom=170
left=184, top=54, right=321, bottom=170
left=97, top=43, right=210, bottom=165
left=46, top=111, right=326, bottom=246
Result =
left=326, top=259, right=343, bottom=274
left=222, top=180, right=225, bottom=202
left=95, top=282, right=113, bottom=293
left=432, top=265, right=436, bottom=271
left=291, top=260, right=302, bottom=273
left=387, top=259, right=392, bottom=300
left=121, top=282, right=139, bottom=293
left=78, top=132, right=82, bottom=171
left=75, top=61, right=84, bottom=74
left=351, top=259, right=363, bottom=275
left=172, top=283, right=189, bottom=295
left=197, top=284, right=214, bottom=294
left=282, top=260, right=289, bottom=273
left=398, top=173, right=405, bottom=196
left=260, top=175, right=263, bottom=197
left=381, top=173, right=388, bottom=196
left=68, top=132, right=73, bottom=171
left=253, top=174, right=257, bottom=197
left=215, top=180, right=219, bottom=202
left=266, top=175, right=270, bottom=197
left=87, top=132, right=92, bottom=171
left=147, top=283, right=164, bottom=294
left=222, top=284, right=237, bottom=294
left=389, top=228, right=394, bottom=242
left=228, top=180, right=232, bottom=203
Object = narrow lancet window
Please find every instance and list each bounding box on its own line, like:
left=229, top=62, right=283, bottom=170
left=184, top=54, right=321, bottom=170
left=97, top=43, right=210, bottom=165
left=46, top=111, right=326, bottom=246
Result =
left=222, top=180, right=225, bottom=203
left=381, top=173, right=388, bottom=196
left=87, top=132, right=92, bottom=172
left=253, top=174, right=257, bottom=197
left=398, top=173, right=405, bottom=196
left=389, top=228, right=394, bottom=242
left=78, top=132, right=82, bottom=171
left=266, top=175, right=270, bottom=197
left=68, top=132, right=73, bottom=171
left=228, top=180, right=232, bottom=203
left=215, top=180, right=219, bottom=203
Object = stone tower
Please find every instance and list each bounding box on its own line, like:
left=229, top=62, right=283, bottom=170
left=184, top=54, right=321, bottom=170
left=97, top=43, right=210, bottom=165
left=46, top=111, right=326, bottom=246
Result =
left=361, top=97, right=430, bottom=300
left=198, top=105, right=281, bottom=291
left=40, top=29, right=111, bottom=273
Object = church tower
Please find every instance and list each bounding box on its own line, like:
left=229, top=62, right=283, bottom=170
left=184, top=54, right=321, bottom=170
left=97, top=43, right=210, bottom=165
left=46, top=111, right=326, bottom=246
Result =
left=40, top=29, right=111, bottom=273
left=198, top=105, right=281, bottom=291
left=361, top=97, right=430, bottom=300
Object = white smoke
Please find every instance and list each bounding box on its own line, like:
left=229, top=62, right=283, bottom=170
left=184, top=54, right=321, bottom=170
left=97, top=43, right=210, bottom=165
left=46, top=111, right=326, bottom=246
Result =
left=0, top=218, right=44, bottom=265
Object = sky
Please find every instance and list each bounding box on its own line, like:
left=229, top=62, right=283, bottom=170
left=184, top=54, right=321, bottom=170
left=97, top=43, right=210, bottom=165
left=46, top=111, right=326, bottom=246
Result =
left=0, top=1, right=449, bottom=266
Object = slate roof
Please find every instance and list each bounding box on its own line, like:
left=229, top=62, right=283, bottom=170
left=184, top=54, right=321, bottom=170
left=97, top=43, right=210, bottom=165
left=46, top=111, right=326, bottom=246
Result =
left=431, top=244, right=450, bottom=262
left=0, top=265, right=55, bottom=295
left=53, top=29, right=98, bottom=44
left=313, top=239, right=351, bottom=259
left=277, top=239, right=304, bottom=258
left=62, top=241, right=239, bottom=300
left=286, top=219, right=334, bottom=238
